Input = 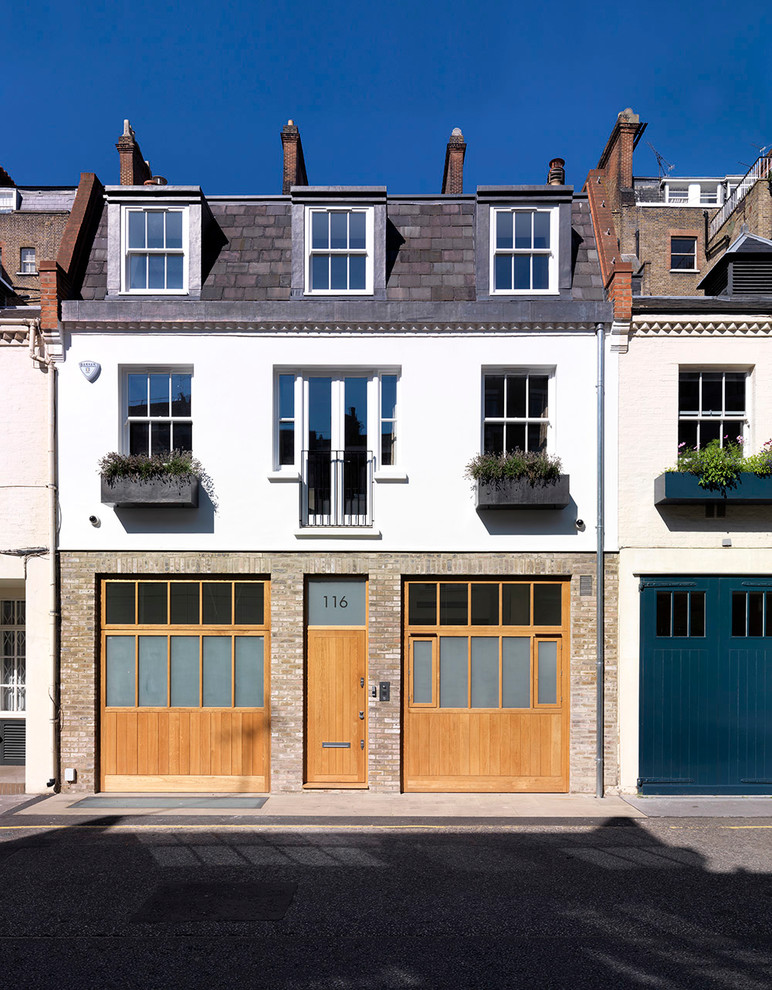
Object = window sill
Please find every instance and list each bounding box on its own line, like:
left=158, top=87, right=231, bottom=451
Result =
left=267, top=470, right=300, bottom=483
left=669, top=269, right=699, bottom=274
left=374, top=469, right=408, bottom=483
left=294, top=527, right=382, bottom=539
left=489, top=289, right=559, bottom=296
left=16, top=271, right=38, bottom=277
left=119, top=289, right=190, bottom=296
left=303, top=290, right=374, bottom=297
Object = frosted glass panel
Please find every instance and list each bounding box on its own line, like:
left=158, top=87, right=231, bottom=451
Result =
left=440, top=637, right=468, bottom=708
left=106, top=636, right=135, bottom=706
left=471, top=637, right=499, bottom=708
left=538, top=641, right=558, bottom=704
left=203, top=637, right=231, bottom=707
left=502, top=637, right=531, bottom=708
left=412, top=640, right=433, bottom=704
left=235, top=637, right=264, bottom=707
left=170, top=636, right=199, bottom=707
left=138, top=636, right=167, bottom=706
left=308, top=579, right=366, bottom=625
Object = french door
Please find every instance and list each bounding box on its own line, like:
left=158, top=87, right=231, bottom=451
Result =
left=302, top=376, right=372, bottom=527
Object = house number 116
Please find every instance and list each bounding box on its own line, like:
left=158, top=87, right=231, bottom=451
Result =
left=323, top=595, right=348, bottom=608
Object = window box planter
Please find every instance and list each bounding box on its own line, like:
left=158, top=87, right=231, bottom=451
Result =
left=476, top=474, right=570, bottom=510
left=100, top=474, right=199, bottom=508
left=654, top=472, right=772, bottom=505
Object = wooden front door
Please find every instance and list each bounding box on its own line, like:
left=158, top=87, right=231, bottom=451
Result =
left=100, top=579, right=270, bottom=793
left=305, top=579, right=368, bottom=786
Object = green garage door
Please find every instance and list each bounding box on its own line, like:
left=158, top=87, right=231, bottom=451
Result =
left=640, top=577, right=772, bottom=794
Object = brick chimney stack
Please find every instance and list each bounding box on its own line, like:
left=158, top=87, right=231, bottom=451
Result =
left=547, top=158, right=566, bottom=185
left=116, top=119, right=152, bottom=186
left=281, top=120, right=308, bottom=194
left=442, top=128, right=466, bottom=194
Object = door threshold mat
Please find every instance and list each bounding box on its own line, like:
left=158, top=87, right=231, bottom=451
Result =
left=132, top=880, right=296, bottom=922
left=70, top=796, right=268, bottom=810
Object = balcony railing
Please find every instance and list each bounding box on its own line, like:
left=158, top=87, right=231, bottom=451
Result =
left=709, top=155, right=772, bottom=240
left=301, top=448, right=374, bottom=528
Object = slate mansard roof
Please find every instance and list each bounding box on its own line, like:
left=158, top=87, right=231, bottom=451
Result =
left=79, top=192, right=604, bottom=306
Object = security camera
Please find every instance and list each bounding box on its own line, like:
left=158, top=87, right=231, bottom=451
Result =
left=575, top=518, right=585, bottom=530
left=88, top=515, right=101, bottom=528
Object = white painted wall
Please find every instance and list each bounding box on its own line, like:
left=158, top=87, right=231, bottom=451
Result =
left=0, top=345, right=50, bottom=547
left=0, top=336, right=55, bottom=793
left=57, top=329, right=618, bottom=554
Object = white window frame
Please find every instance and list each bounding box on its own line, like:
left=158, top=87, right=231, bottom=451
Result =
left=20, top=247, right=36, bottom=275
left=272, top=369, right=399, bottom=472
left=0, top=188, right=19, bottom=212
left=482, top=369, right=556, bottom=453
left=677, top=369, right=749, bottom=450
left=304, top=207, right=374, bottom=295
left=122, top=367, right=194, bottom=456
left=670, top=236, right=698, bottom=272
left=489, top=208, right=559, bottom=295
left=0, top=598, right=25, bottom=714
left=121, top=206, right=189, bottom=294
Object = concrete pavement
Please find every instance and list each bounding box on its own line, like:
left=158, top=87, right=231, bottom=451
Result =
left=1, top=789, right=770, bottom=821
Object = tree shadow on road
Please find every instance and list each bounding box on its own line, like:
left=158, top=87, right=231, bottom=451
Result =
left=0, top=811, right=769, bottom=989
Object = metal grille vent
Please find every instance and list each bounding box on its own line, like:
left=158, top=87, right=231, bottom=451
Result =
left=0, top=720, right=25, bottom=763
left=732, top=260, right=772, bottom=294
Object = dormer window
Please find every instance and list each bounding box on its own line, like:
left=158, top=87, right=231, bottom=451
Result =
left=123, top=207, right=187, bottom=293
left=490, top=208, right=558, bottom=294
left=305, top=207, right=373, bottom=294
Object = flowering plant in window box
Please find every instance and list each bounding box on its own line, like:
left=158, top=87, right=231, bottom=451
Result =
left=466, top=450, right=569, bottom=510
left=656, top=438, right=772, bottom=504
left=99, top=451, right=202, bottom=508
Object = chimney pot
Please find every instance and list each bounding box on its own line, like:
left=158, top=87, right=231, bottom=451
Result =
left=547, top=157, right=566, bottom=185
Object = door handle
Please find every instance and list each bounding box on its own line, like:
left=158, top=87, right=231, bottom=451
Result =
left=360, top=677, right=365, bottom=688
left=359, top=711, right=365, bottom=720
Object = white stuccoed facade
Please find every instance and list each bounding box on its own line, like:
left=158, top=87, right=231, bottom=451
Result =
left=57, top=329, right=619, bottom=555
left=0, top=325, right=57, bottom=793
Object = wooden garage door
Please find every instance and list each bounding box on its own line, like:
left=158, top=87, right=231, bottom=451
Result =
left=404, top=580, right=570, bottom=792
left=100, top=579, right=270, bottom=792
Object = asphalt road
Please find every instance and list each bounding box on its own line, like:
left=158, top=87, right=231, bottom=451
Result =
left=1, top=812, right=770, bottom=989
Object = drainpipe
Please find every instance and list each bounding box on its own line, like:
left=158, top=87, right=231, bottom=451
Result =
left=596, top=321, right=606, bottom=799
left=5, top=317, right=60, bottom=791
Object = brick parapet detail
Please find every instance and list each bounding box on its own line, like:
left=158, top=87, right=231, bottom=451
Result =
left=586, top=169, right=633, bottom=321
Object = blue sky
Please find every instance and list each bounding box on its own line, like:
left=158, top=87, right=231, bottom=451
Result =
left=7, top=0, right=771, bottom=194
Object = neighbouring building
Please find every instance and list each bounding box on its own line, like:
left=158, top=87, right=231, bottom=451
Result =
left=54, top=120, right=616, bottom=795
left=0, top=168, right=80, bottom=793
left=588, top=109, right=772, bottom=795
